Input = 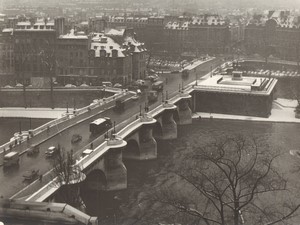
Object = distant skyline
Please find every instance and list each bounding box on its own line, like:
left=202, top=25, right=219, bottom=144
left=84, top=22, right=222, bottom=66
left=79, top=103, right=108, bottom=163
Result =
left=2, top=0, right=300, bottom=10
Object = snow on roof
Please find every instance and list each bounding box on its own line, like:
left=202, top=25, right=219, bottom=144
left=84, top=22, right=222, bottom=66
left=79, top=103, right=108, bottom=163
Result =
left=91, top=118, right=106, bottom=125
left=59, top=29, right=88, bottom=39
left=2, top=28, right=13, bottom=33
left=17, top=21, right=31, bottom=26
left=90, top=33, right=125, bottom=58
left=165, top=21, right=189, bottom=30
left=105, top=28, right=125, bottom=36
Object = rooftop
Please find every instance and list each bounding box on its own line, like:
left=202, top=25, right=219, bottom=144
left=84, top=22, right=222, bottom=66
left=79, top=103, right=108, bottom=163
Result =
left=59, top=29, right=88, bottom=40
left=195, top=74, right=277, bottom=95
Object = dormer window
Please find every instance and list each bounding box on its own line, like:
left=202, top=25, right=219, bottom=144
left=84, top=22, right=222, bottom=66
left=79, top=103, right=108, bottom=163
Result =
left=34, top=25, right=38, bottom=29
left=40, top=25, right=44, bottom=29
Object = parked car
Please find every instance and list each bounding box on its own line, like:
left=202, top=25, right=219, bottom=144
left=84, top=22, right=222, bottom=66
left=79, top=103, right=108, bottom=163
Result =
left=27, top=145, right=40, bottom=156
left=131, top=94, right=139, bottom=100
left=71, top=134, right=82, bottom=144
left=148, top=90, right=158, bottom=102
left=113, top=83, right=122, bottom=88
left=82, top=149, right=93, bottom=158
left=3, top=151, right=19, bottom=167
left=45, top=146, right=59, bottom=158
left=102, top=81, right=113, bottom=87
left=23, top=169, right=39, bottom=181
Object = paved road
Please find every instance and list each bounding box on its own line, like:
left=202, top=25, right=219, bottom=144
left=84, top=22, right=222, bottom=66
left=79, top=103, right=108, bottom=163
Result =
left=1, top=57, right=223, bottom=199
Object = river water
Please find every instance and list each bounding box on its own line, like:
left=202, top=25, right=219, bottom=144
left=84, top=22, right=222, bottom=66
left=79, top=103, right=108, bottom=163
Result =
left=2, top=78, right=300, bottom=224
left=79, top=119, right=300, bottom=225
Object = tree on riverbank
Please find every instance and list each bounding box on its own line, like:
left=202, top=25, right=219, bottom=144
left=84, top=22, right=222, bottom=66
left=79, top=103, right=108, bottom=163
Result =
left=146, top=135, right=300, bottom=225
left=50, top=148, right=86, bottom=209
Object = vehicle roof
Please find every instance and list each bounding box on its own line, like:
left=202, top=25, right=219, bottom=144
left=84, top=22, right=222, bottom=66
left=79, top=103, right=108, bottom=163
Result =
left=91, top=118, right=107, bottom=125
left=83, top=149, right=93, bottom=154
left=48, top=146, right=56, bottom=150
left=4, top=151, right=18, bottom=157
left=153, top=80, right=163, bottom=85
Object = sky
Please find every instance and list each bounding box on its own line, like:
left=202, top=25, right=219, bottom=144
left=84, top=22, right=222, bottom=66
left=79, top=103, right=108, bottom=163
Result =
left=3, top=0, right=300, bottom=9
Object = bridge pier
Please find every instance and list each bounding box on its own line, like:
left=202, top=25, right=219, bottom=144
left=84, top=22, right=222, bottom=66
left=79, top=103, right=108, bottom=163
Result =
left=177, top=93, right=192, bottom=125
left=155, top=102, right=177, bottom=140
left=139, top=124, right=157, bottom=160
left=123, top=114, right=157, bottom=160
left=104, top=137, right=127, bottom=191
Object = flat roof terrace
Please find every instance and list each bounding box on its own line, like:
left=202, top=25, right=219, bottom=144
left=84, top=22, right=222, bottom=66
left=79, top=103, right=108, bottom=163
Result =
left=195, top=75, right=277, bottom=96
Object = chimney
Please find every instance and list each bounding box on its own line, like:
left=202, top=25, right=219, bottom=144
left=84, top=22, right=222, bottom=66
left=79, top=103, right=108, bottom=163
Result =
left=112, top=49, right=118, bottom=58
left=54, top=17, right=65, bottom=37
left=100, top=50, right=106, bottom=57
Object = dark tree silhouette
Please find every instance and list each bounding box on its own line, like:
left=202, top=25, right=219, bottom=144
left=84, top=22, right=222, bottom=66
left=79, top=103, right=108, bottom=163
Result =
left=147, top=135, right=300, bottom=225
left=50, top=147, right=86, bottom=209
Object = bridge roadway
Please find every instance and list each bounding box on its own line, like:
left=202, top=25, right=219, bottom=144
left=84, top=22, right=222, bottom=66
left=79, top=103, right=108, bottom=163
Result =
left=2, top=57, right=222, bottom=200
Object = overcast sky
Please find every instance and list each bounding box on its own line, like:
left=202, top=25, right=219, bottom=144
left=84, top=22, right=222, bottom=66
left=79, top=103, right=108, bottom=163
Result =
left=3, top=0, right=300, bottom=9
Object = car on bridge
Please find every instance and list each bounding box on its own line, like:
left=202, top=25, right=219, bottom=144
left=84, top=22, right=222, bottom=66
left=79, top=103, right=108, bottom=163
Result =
left=90, top=117, right=112, bottom=136
left=114, top=99, right=125, bottom=112
left=148, top=90, right=158, bottom=103
left=45, top=146, right=59, bottom=158
left=3, top=151, right=19, bottom=167
left=71, top=134, right=82, bottom=144
left=23, top=169, right=39, bottom=182
left=27, top=145, right=40, bottom=156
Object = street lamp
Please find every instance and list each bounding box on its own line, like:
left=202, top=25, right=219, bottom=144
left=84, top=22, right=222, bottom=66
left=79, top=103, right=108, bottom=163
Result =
left=113, top=121, right=116, bottom=134
left=19, top=121, right=22, bottom=134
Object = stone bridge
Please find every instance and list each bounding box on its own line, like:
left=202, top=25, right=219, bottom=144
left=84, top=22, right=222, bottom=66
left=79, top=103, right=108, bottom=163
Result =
left=14, top=89, right=193, bottom=203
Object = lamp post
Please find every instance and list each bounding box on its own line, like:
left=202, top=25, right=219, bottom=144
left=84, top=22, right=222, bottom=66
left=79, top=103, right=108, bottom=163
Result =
left=139, top=105, right=142, bottom=116
left=19, top=121, right=22, bottom=134
left=113, top=121, right=116, bottom=134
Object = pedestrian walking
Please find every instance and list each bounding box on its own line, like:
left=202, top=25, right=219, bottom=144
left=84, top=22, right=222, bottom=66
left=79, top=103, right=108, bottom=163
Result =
left=90, top=142, right=94, bottom=149
left=39, top=174, right=43, bottom=182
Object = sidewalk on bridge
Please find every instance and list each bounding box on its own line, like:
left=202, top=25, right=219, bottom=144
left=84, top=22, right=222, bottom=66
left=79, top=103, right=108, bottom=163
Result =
left=193, top=98, right=300, bottom=124
left=0, top=107, right=67, bottom=119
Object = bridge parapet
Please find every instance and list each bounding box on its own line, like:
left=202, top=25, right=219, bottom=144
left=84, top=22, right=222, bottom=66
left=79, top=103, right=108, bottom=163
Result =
left=0, top=90, right=130, bottom=165
left=0, top=199, right=98, bottom=225
left=12, top=86, right=194, bottom=203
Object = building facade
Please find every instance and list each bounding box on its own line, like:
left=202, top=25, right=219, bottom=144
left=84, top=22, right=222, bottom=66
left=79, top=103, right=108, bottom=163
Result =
left=245, top=11, right=300, bottom=61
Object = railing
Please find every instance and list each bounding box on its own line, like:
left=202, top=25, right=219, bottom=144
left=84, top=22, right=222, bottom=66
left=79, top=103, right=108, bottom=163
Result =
left=17, top=87, right=193, bottom=202
left=0, top=90, right=129, bottom=157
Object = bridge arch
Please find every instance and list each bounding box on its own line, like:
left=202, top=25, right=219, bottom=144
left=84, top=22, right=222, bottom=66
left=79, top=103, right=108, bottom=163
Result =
left=83, top=169, right=107, bottom=191
left=153, top=121, right=163, bottom=138
left=123, top=139, right=140, bottom=159
left=173, top=109, right=180, bottom=123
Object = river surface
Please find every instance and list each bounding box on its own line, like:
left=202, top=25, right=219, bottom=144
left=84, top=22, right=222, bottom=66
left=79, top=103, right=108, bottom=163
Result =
left=79, top=119, right=300, bottom=225
left=0, top=118, right=51, bottom=145
left=2, top=78, right=300, bottom=224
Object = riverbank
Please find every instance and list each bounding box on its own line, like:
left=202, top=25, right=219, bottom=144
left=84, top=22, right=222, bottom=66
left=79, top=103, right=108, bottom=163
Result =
left=193, top=98, right=300, bottom=123
left=0, top=107, right=66, bottom=119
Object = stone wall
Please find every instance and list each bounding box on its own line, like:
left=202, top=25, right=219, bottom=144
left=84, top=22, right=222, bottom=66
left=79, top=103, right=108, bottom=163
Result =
left=194, top=91, right=273, bottom=118
left=0, top=89, right=113, bottom=108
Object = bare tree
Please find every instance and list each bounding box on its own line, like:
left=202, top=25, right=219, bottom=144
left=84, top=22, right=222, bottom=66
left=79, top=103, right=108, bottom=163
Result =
left=146, top=135, right=300, bottom=225
left=14, top=44, right=33, bottom=108
left=50, top=147, right=86, bottom=209
left=39, top=39, right=57, bottom=109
